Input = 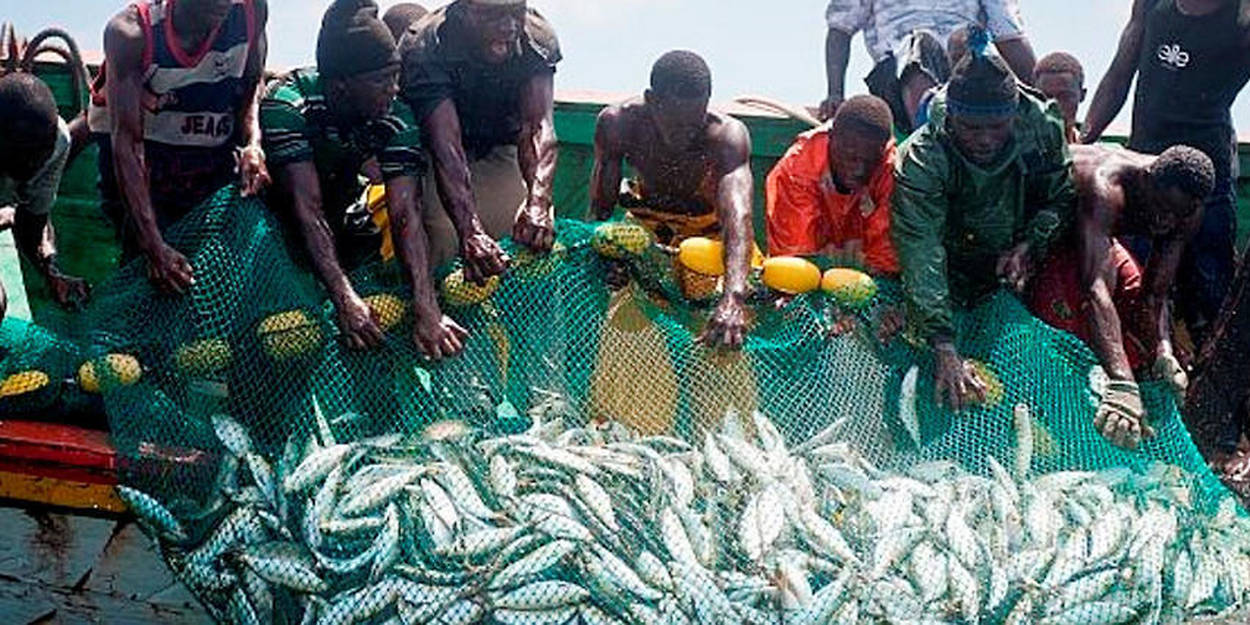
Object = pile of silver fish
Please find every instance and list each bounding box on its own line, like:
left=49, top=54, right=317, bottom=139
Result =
left=117, top=401, right=1250, bottom=625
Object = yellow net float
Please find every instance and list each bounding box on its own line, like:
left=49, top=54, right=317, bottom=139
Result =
left=0, top=370, right=51, bottom=398
left=174, top=339, right=233, bottom=377
left=257, top=310, right=324, bottom=362
left=821, top=268, right=879, bottom=311
left=761, top=257, right=823, bottom=295
left=78, top=354, right=143, bottom=394
left=364, top=293, right=408, bottom=332
left=440, top=270, right=501, bottom=308
left=591, top=222, right=654, bottom=259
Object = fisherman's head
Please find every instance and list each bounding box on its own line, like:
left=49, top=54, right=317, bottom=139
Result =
left=318, top=0, right=401, bottom=121
left=645, top=50, right=712, bottom=149
left=1034, top=52, right=1085, bottom=134
left=461, top=0, right=527, bottom=65
left=383, top=3, right=428, bottom=42
left=828, top=95, right=893, bottom=192
left=0, top=73, right=59, bottom=181
left=179, top=0, right=235, bottom=34
left=1142, top=146, right=1214, bottom=237
left=946, top=27, right=1019, bottom=167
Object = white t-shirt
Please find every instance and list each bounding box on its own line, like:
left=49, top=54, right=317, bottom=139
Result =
left=826, top=0, right=1026, bottom=64
left=0, top=117, right=71, bottom=217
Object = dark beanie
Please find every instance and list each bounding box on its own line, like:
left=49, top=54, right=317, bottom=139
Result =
left=317, top=0, right=400, bottom=79
left=947, top=26, right=1018, bottom=117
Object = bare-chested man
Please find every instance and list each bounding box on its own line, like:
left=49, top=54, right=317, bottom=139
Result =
left=590, top=51, right=755, bottom=349
left=1030, top=144, right=1214, bottom=449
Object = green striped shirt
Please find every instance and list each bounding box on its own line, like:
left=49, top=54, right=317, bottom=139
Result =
left=261, top=67, right=425, bottom=188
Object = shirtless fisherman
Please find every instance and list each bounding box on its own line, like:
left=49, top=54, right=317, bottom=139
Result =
left=1030, top=144, right=1214, bottom=448
left=589, top=50, right=755, bottom=349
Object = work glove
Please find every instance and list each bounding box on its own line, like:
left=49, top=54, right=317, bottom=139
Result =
left=1152, top=353, right=1189, bottom=402
left=1094, top=380, right=1154, bottom=450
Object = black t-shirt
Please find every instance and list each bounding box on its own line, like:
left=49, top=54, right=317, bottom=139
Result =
left=1130, top=0, right=1250, bottom=181
left=399, top=1, right=561, bottom=159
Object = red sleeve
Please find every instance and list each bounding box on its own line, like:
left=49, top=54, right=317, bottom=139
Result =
left=862, top=142, right=900, bottom=275
left=766, top=139, right=828, bottom=257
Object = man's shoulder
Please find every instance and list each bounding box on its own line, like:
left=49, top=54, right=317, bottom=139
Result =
left=261, top=69, right=325, bottom=132
left=1016, top=88, right=1070, bottom=154
left=263, top=69, right=319, bottom=107
left=524, top=8, right=561, bottom=65
left=104, top=4, right=145, bottom=51
left=401, top=6, right=453, bottom=62
left=777, top=124, right=832, bottom=169
left=596, top=98, right=644, bottom=135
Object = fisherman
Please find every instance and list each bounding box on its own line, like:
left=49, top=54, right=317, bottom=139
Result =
left=1029, top=145, right=1214, bottom=449
left=766, top=95, right=898, bottom=275
left=91, top=0, right=269, bottom=294
left=398, top=0, right=560, bottom=283
left=1082, top=0, right=1250, bottom=351
left=590, top=51, right=755, bottom=349
left=0, top=73, right=91, bottom=317
left=382, top=3, right=428, bottom=42
left=1033, top=52, right=1086, bottom=144
left=260, top=0, right=465, bottom=358
left=822, top=0, right=1037, bottom=127
left=892, top=32, right=1076, bottom=415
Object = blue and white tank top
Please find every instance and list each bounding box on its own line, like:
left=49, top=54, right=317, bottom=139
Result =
left=90, top=0, right=257, bottom=150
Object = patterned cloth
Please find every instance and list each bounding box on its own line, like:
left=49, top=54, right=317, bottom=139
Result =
left=826, top=0, right=1025, bottom=63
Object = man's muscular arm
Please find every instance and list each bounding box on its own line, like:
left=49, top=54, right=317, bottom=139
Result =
left=279, top=162, right=382, bottom=350
left=1079, top=208, right=1134, bottom=382
left=588, top=107, right=625, bottom=222
left=1143, top=209, right=1201, bottom=397
left=13, top=213, right=89, bottom=308
left=701, top=118, right=755, bottom=349
left=236, top=0, right=270, bottom=196
left=105, top=8, right=194, bottom=294
left=422, top=99, right=508, bottom=284
left=1082, top=0, right=1148, bottom=143
left=385, top=175, right=467, bottom=359
left=514, top=72, right=558, bottom=252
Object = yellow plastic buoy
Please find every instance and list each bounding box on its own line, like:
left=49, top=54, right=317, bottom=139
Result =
left=364, top=293, right=407, bottom=332
left=440, top=270, right=501, bottom=308
left=968, top=360, right=1005, bottom=408
left=591, top=222, right=653, bottom=259
left=678, top=237, right=726, bottom=276
left=174, top=339, right=233, bottom=377
left=78, top=355, right=142, bottom=394
left=761, top=257, right=822, bottom=295
left=257, top=311, right=324, bottom=361
left=512, top=241, right=567, bottom=280
left=0, top=371, right=50, bottom=398
left=822, top=268, right=879, bottom=311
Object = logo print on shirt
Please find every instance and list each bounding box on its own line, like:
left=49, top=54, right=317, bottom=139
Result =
left=1157, top=44, right=1190, bottom=70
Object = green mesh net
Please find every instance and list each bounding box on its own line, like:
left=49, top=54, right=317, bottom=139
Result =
left=4, top=187, right=1250, bottom=624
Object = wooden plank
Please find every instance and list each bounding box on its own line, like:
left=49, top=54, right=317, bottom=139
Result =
left=0, top=473, right=123, bottom=514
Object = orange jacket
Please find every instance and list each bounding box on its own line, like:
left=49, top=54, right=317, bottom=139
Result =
left=765, top=127, right=898, bottom=275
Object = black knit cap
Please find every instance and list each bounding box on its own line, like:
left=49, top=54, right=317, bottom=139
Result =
left=947, top=26, right=1018, bottom=117
left=317, top=0, right=401, bottom=79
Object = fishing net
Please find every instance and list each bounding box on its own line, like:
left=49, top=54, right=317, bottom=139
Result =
left=5, top=186, right=1250, bottom=624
